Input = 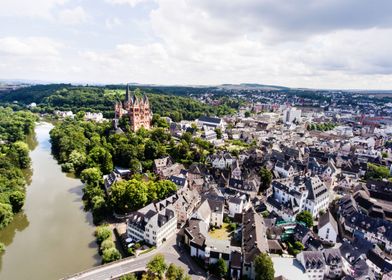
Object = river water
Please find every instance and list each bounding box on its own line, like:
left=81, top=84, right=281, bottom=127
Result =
left=0, top=122, right=100, bottom=280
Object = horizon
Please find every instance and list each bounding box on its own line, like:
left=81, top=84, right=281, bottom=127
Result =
left=2, top=79, right=392, bottom=93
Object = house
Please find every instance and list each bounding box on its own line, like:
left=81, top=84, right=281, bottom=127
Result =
left=339, top=241, right=374, bottom=280
left=270, top=175, right=329, bottom=218
left=231, top=160, right=242, bottom=179
left=242, top=208, right=269, bottom=280
left=202, top=129, right=217, bottom=141
left=323, top=249, right=343, bottom=279
left=228, top=194, right=249, bottom=218
left=153, top=156, right=173, bottom=174
left=318, top=211, right=338, bottom=244
left=174, top=186, right=201, bottom=225
left=169, top=175, right=188, bottom=188
left=274, top=161, right=295, bottom=178
left=192, top=196, right=224, bottom=228
left=126, top=195, right=177, bottom=247
left=296, top=251, right=326, bottom=279
left=103, top=171, right=122, bottom=193
left=197, top=116, right=225, bottom=130
left=209, top=153, right=235, bottom=169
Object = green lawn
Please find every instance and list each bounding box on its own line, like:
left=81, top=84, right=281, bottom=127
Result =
left=208, top=223, right=232, bottom=240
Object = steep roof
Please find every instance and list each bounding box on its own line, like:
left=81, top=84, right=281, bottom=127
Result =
left=242, top=208, right=269, bottom=264
left=318, top=211, right=338, bottom=233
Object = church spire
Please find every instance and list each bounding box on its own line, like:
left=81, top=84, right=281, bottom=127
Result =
left=125, top=84, right=131, bottom=103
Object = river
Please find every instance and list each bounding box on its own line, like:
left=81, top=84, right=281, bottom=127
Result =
left=0, top=122, right=100, bottom=280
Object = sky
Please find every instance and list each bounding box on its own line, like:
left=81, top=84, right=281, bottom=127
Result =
left=1, top=0, right=392, bottom=89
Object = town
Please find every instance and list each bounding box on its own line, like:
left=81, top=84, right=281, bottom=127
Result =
left=51, top=84, right=392, bottom=280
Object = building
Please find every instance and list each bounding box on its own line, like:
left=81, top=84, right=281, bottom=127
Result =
left=242, top=208, right=269, bottom=280
left=318, top=211, right=338, bottom=243
left=228, top=195, right=249, bottom=218
left=197, top=116, right=225, bottom=130
left=296, top=251, right=326, bottom=279
left=283, top=107, right=301, bottom=124
left=114, top=85, right=152, bottom=131
left=191, top=197, right=224, bottom=228
left=270, top=175, right=329, bottom=218
left=127, top=195, right=177, bottom=247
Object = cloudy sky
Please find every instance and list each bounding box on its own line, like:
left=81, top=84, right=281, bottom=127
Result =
left=1, top=0, right=392, bottom=89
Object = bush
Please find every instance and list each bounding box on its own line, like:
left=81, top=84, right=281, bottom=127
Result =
left=61, top=162, right=74, bottom=173
left=95, top=225, right=112, bottom=244
left=0, top=242, right=5, bottom=253
left=102, top=247, right=121, bottom=264
left=229, top=223, right=237, bottom=231
left=100, top=239, right=115, bottom=252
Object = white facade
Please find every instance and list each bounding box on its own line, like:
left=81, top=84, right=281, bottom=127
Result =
left=228, top=198, right=244, bottom=218
left=283, top=107, right=302, bottom=124
left=272, top=176, right=329, bottom=218
left=319, top=223, right=338, bottom=243
left=127, top=200, right=177, bottom=247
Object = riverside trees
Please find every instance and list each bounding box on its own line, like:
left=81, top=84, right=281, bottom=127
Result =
left=0, top=107, right=37, bottom=229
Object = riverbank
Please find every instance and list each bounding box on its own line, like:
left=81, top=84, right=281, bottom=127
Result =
left=0, top=122, right=100, bottom=280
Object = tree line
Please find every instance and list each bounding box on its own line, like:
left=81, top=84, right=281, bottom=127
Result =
left=0, top=107, right=37, bottom=230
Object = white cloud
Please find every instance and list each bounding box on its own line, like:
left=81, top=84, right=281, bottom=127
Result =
left=0, top=0, right=68, bottom=19
left=58, top=6, right=89, bottom=25
left=1, top=0, right=392, bottom=89
left=0, top=37, right=62, bottom=56
left=105, top=0, right=148, bottom=7
left=105, top=17, right=122, bottom=29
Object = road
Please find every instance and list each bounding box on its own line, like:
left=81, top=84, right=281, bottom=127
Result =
left=62, top=234, right=206, bottom=280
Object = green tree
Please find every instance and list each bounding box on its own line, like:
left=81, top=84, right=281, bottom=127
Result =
left=80, top=167, right=102, bottom=186
left=166, top=263, right=186, bottom=280
left=100, top=238, right=115, bottom=252
left=102, top=247, right=121, bottom=264
left=245, top=111, right=251, bottom=118
left=109, top=179, right=149, bottom=213
left=254, top=253, right=275, bottom=280
left=95, top=225, right=112, bottom=244
left=0, top=203, right=13, bottom=229
left=8, top=141, right=30, bottom=169
left=209, top=258, right=228, bottom=278
left=9, top=191, right=25, bottom=213
left=120, top=274, right=138, bottom=280
left=259, top=167, right=272, bottom=193
left=146, top=254, right=167, bottom=278
left=296, top=211, right=313, bottom=228
left=87, top=146, right=113, bottom=174
left=215, top=128, right=222, bottom=139
left=68, top=150, right=87, bottom=173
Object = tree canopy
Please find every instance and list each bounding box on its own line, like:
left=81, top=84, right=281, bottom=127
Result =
left=296, top=210, right=313, bottom=228
left=0, top=107, right=37, bottom=229
left=254, top=253, right=275, bottom=280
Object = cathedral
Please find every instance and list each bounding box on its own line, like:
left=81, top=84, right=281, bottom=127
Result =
left=114, top=85, right=152, bottom=131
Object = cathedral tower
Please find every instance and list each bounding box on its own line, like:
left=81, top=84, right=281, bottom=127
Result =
left=114, top=85, right=152, bottom=131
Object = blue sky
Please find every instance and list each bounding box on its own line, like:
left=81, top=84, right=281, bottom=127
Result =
left=1, top=0, right=392, bottom=89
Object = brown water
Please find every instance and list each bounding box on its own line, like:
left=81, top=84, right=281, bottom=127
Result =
left=0, top=122, right=100, bottom=280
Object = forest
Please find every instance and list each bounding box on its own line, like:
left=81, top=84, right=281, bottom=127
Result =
left=0, top=107, right=37, bottom=229
left=0, top=84, right=236, bottom=121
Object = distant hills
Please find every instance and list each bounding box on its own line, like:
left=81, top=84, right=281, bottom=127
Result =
left=0, top=79, right=392, bottom=94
